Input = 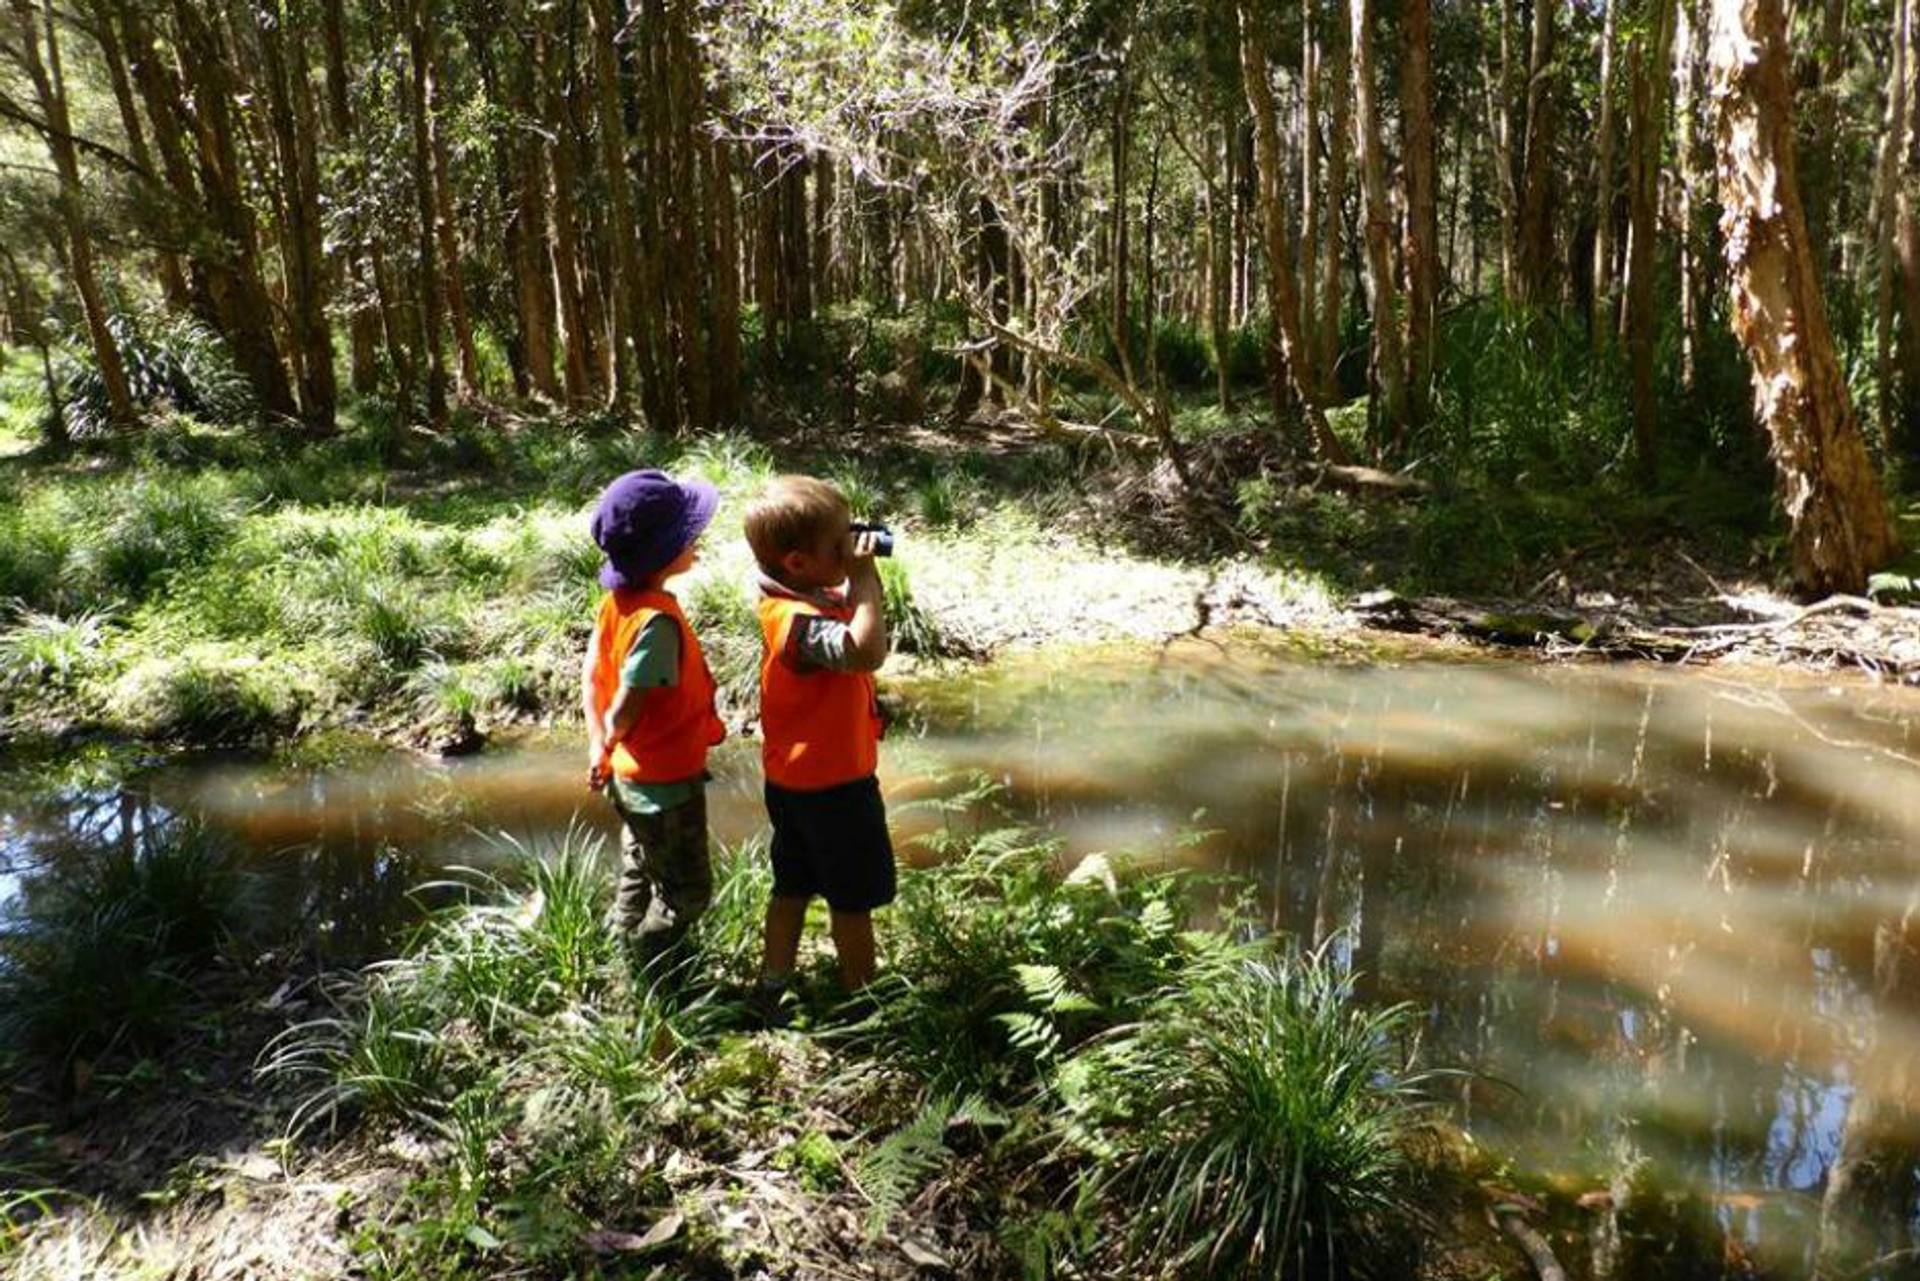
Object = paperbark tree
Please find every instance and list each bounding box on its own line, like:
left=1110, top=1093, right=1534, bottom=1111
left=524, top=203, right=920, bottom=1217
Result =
left=169, top=0, right=298, bottom=419
left=1515, top=0, right=1557, bottom=305
left=1590, top=0, right=1620, bottom=344
left=256, top=0, right=336, bottom=430
left=1875, top=0, right=1911, bottom=447
left=403, top=0, right=449, bottom=428
left=1623, top=0, right=1674, bottom=474
left=5, top=0, right=132, bottom=428
left=1709, top=0, right=1898, bottom=596
left=1237, top=0, right=1352, bottom=464
left=1402, top=0, right=1438, bottom=435
left=1350, top=0, right=1407, bottom=449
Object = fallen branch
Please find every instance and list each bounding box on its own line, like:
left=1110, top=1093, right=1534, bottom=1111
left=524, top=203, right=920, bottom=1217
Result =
left=1499, top=1213, right=1568, bottom=1281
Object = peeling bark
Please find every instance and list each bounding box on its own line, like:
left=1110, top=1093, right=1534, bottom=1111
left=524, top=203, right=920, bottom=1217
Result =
left=1709, top=0, right=1899, bottom=596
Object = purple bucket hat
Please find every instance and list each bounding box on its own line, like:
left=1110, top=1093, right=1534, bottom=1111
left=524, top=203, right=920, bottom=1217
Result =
left=591, top=469, right=719, bottom=590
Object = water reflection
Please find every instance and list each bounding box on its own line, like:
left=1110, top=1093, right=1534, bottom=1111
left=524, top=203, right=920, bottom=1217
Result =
left=903, top=642, right=1920, bottom=1277
left=5, top=640, right=1920, bottom=1272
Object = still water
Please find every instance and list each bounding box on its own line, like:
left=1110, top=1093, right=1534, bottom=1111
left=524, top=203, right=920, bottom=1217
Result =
left=6, top=636, right=1919, bottom=1270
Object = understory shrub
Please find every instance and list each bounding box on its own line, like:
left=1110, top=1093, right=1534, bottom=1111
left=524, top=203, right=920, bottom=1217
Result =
left=54, top=314, right=254, bottom=438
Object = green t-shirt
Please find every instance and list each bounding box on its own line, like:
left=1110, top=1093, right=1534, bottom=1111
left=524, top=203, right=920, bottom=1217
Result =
left=608, top=613, right=702, bottom=815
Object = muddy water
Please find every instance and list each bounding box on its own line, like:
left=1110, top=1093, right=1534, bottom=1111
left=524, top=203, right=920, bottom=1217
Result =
left=6, top=636, right=1920, bottom=1270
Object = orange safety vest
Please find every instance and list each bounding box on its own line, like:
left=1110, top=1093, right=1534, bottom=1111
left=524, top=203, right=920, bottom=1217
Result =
left=590, top=588, right=725, bottom=782
left=758, top=593, right=882, bottom=790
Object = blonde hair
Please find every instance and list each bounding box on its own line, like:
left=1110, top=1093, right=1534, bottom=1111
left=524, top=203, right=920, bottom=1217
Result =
left=743, top=475, right=849, bottom=577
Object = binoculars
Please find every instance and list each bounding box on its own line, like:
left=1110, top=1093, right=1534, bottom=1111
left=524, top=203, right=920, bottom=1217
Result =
left=850, top=521, right=895, bottom=557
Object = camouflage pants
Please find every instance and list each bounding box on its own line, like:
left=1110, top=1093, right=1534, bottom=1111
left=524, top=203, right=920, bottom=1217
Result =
left=610, top=790, right=712, bottom=968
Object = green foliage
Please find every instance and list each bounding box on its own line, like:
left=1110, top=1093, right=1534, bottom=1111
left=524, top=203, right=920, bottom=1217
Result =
left=854, top=1091, right=1007, bottom=1236
left=877, top=557, right=949, bottom=658
left=681, top=572, right=761, bottom=713
left=845, top=830, right=1193, bottom=1096
left=0, top=822, right=262, bottom=1074
left=106, top=649, right=304, bottom=747
left=88, top=474, right=244, bottom=601
left=54, top=313, right=254, bottom=437
left=1430, top=301, right=1632, bottom=478
left=264, top=826, right=649, bottom=1132
left=1058, top=942, right=1433, bottom=1278
left=0, top=608, right=106, bottom=698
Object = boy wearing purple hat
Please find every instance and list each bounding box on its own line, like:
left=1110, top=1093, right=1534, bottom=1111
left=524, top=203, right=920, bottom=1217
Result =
left=581, top=469, right=726, bottom=969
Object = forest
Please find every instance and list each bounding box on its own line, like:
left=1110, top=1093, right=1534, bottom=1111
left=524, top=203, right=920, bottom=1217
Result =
left=0, top=0, right=1911, bottom=591
left=5, top=0, right=1920, bottom=1277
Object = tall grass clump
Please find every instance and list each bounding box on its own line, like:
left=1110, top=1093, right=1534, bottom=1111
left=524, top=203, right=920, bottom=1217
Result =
left=263, top=829, right=688, bottom=1269
left=877, top=558, right=950, bottom=657
left=681, top=572, right=761, bottom=712
left=106, top=649, right=301, bottom=746
left=1058, top=942, right=1434, bottom=1278
left=265, top=827, right=646, bottom=1132
left=0, top=488, right=77, bottom=613
left=0, top=609, right=106, bottom=698
left=0, top=822, right=263, bottom=1077
left=85, top=473, right=244, bottom=601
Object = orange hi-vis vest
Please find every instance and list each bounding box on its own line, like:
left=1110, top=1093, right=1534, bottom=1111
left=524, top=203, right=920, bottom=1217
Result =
left=757, top=592, right=882, bottom=790
left=590, top=588, right=725, bottom=783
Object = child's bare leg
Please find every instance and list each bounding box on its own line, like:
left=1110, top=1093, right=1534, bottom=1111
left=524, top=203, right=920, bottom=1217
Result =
left=760, top=895, right=808, bottom=981
left=829, top=910, right=876, bottom=991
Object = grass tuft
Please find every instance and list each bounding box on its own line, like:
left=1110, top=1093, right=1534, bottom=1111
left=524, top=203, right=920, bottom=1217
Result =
left=1060, top=940, right=1434, bottom=1278
left=0, top=822, right=263, bottom=1077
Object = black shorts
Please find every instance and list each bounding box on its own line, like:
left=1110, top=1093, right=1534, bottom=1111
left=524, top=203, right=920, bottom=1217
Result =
left=765, top=775, right=896, bottom=913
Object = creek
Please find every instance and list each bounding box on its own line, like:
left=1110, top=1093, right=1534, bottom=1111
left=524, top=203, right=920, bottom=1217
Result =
left=6, top=634, right=1919, bottom=1271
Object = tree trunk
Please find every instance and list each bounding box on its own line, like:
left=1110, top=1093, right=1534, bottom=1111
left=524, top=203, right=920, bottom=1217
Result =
left=1210, top=126, right=1234, bottom=413
left=705, top=124, right=743, bottom=425
left=1320, top=0, right=1349, bottom=393
left=1624, top=0, right=1675, bottom=476
left=501, top=14, right=559, bottom=401
left=1709, top=0, right=1899, bottom=596
left=586, top=0, right=640, bottom=413
left=1876, top=0, right=1911, bottom=448
left=540, top=11, right=592, bottom=405
left=404, top=0, right=448, bottom=428
left=15, top=0, right=133, bottom=427
left=169, top=0, right=297, bottom=420
left=87, top=0, right=190, bottom=310
left=1237, top=0, right=1352, bottom=465
left=1110, top=71, right=1132, bottom=368
left=1899, top=0, right=1920, bottom=454
left=1591, top=0, right=1621, bottom=344
left=1674, top=0, right=1705, bottom=391
left=1350, top=0, right=1408, bottom=451
left=1516, top=0, right=1558, bottom=306
left=1402, top=0, right=1438, bottom=436
left=422, top=24, right=478, bottom=399
left=256, top=0, right=335, bottom=431
left=319, top=0, right=382, bottom=395
left=1299, top=0, right=1318, bottom=356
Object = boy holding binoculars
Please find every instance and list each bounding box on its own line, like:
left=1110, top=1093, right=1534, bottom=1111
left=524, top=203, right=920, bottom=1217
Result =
left=741, top=476, right=896, bottom=1023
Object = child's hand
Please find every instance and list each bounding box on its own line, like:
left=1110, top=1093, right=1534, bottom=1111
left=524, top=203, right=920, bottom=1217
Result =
left=587, top=747, right=611, bottom=792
